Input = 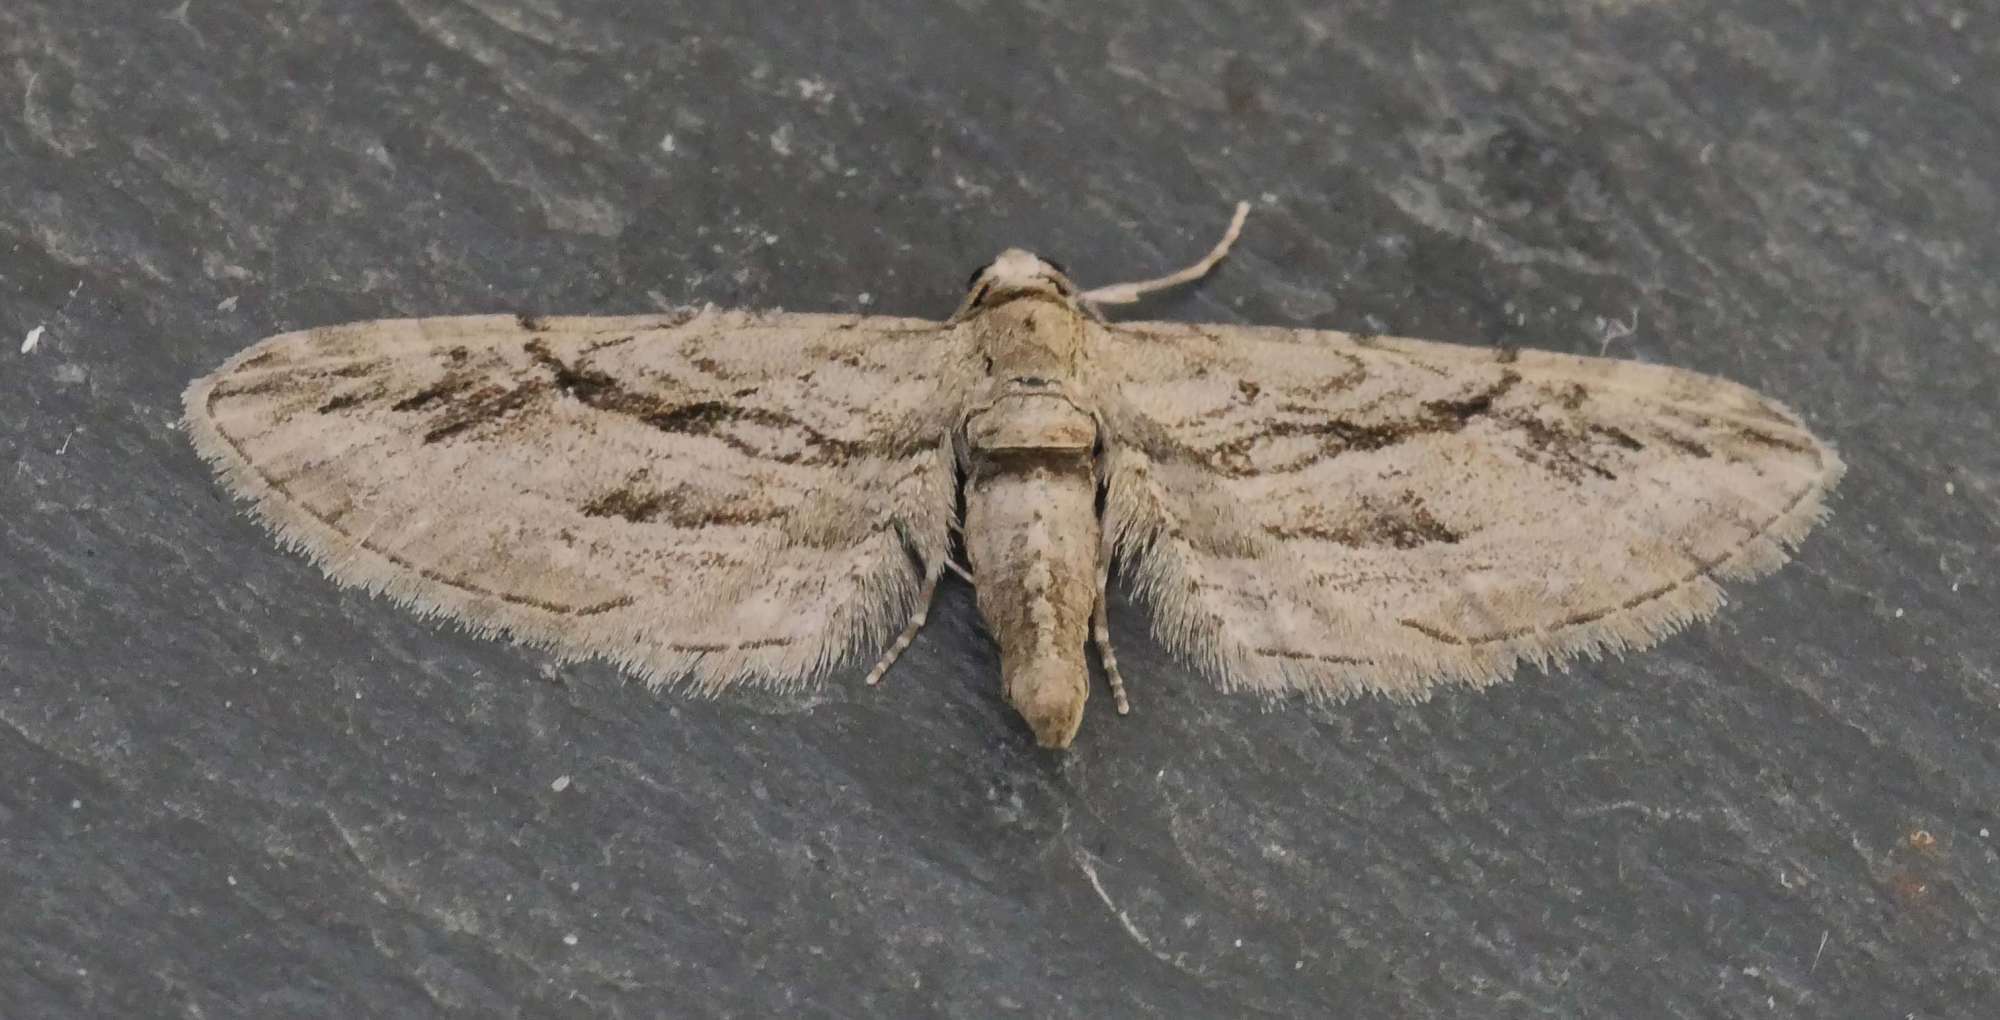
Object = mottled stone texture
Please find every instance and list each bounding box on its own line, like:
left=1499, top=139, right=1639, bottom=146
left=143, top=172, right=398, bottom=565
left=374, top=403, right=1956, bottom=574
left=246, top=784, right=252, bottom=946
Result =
left=2, top=1, right=1995, bottom=1017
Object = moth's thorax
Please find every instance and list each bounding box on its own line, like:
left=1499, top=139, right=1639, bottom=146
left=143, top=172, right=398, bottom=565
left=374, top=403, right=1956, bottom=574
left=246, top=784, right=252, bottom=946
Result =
left=972, top=298, right=1087, bottom=381
left=960, top=293, right=1098, bottom=456
left=960, top=249, right=1089, bottom=383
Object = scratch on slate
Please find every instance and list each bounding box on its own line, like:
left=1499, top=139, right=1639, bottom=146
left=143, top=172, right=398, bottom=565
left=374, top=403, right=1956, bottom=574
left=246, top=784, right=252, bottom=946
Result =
left=1075, top=847, right=1205, bottom=976
left=1565, top=799, right=1715, bottom=825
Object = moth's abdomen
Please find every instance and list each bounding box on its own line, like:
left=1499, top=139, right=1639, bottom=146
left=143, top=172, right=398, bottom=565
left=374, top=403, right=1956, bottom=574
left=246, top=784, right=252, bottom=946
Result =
left=964, top=395, right=1100, bottom=748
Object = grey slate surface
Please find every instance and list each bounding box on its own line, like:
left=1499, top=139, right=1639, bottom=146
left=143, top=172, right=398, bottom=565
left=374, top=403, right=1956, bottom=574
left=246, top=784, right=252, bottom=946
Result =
left=3, top=1, right=1997, bottom=1017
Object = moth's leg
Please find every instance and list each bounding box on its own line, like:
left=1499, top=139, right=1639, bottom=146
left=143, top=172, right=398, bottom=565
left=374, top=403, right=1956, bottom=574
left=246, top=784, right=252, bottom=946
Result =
left=864, top=570, right=943, bottom=687
left=1092, top=551, right=1131, bottom=716
left=1080, top=200, right=1251, bottom=307
left=1088, top=438, right=1131, bottom=715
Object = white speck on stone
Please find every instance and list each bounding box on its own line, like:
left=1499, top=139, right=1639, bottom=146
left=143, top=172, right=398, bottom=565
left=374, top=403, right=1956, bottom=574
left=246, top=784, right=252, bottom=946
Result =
left=21, top=325, right=45, bottom=354
left=768, top=124, right=794, bottom=157
left=227, top=874, right=238, bottom=886
left=217, top=295, right=239, bottom=313
left=1233, top=938, right=1243, bottom=948
left=796, top=77, right=832, bottom=103
left=1980, top=828, right=1989, bottom=838
left=563, top=933, right=578, bottom=946
left=1895, top=608, right=1904, bottom=618
left=659, top=133, right=676, bottom=154
left=857, top=292, right=873, bottom=306
left=70, top=799, right=81, bottom=809
left=763, top=233, right=779, bottom=246
left=1945, top=481, right=1956, bottom=495
left=551, top=775, right=571, bottom=792
left=1261, top=192, right=1279, bottom=205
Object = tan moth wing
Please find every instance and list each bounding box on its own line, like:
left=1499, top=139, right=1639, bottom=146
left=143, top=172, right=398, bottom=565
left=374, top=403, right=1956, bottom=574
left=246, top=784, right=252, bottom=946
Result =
left=1095, top=322, right=1843, bottom=700
left=185, top=310, right=970, bottom=690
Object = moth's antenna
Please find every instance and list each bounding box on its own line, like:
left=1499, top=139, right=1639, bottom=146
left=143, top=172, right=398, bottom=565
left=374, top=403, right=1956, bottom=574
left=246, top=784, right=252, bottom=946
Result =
left=1080, top=201, right=1250, bottom=306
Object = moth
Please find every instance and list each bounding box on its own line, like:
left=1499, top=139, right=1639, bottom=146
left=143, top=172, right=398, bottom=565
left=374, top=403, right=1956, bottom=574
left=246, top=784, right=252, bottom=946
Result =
left=184, top=204, right=1843, bottom=748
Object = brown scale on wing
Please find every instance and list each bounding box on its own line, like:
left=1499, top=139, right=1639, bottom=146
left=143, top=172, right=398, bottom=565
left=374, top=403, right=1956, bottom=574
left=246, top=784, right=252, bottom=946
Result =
left=1262, top=493, right=1462, bottom=549
left=1187, top=369, right=1521, bottom=479
left=581, top=483, right=786, bottom=529
left=520, top=338, right=909, bottom=466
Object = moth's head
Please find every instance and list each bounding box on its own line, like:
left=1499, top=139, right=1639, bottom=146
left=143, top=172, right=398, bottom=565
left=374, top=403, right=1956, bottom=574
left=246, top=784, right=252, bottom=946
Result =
left=956, top=249, right=1079, bottom=317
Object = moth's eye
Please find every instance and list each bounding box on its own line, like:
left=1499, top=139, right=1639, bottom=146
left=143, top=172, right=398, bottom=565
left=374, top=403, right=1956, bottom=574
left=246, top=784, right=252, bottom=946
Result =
left=965, top=264, right=988, bottom=290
